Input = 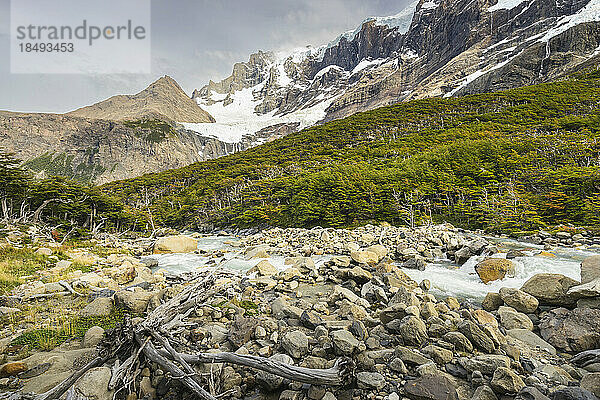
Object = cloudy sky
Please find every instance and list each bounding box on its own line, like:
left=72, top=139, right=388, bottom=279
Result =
left=0, top=0, right=410, bottom=113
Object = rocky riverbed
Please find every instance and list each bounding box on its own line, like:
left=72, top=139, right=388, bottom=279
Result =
left=0, top=224, right=599, bottom=399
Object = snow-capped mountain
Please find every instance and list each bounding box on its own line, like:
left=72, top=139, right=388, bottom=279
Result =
left=185, top=0, right=600, bottom=145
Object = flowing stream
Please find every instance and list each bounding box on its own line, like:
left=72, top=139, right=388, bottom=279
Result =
left=148, top=235, right=599, bottom=302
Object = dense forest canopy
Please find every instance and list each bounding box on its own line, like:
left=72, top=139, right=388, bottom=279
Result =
left=100, top=72, right=600, bottom=233
left=4, top=71, right=600, bottom=235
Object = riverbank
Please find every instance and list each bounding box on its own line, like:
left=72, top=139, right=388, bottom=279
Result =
left=0, top=224, right=599, bottom=399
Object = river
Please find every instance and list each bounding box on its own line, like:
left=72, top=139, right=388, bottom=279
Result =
left=147, top=234, right=598, bottom=302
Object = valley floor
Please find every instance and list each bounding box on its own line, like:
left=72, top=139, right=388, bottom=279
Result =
left=0, top=223, right=599, bottom=399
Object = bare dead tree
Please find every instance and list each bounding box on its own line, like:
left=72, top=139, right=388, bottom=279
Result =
left=2, top=272, right=354, bottom=400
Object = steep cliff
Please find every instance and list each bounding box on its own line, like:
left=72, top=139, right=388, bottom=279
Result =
left=191, top=0, right=600, bottom=130
left=0, top=111, right=241, bottom=184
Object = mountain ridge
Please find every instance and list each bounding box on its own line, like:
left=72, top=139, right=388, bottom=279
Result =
left=68, top=75, right=215, bottom=123
left=189, top=0, right=600, bottom=140
left=103, top=70, right=600, bottom=231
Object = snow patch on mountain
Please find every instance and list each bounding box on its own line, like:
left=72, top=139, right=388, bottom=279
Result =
left=370, top=0, right=418, bottom=32
left=352, top=58, right=388, bottom=75
left=184, top=84, right=338, bottom=143
left=444, top=50, right=523, bottom=97
left=488, top=0, right=527, bottom=12
left=539, top=0, right=600, bottom=42
left=421, top=1, right=439, bottom=11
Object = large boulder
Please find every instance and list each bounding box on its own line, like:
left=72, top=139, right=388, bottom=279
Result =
left=282, top=330, right=309, bottom=358
left=455, top=240, right=488, bottom=265
left=550, top=387, right=598, bottom=400
left=475, top=259, right=515, bottom=284
left=397, top=316, right=428, bottom=347
left=568, top=278, right=600, bottom=298
left=82, top=326, right=105, bottom=348
left=248, top=260, right=279, bottom=277
left=520, top=274, right=579, bottom=306
left=506, top=329, right=556, bottom=355
left=114, top=288, right=157, bottom=314
left=498, top=306, right=534, bottom=331
left=350, top=250, right=379, bottom=265
left=73, top=367, right=113, bottom=400
left=404, top=374, right=458, bottom=400
left=539, top=307, right=600, bottom=352
left=458, top=320, right=496, bottom=353
left=482, top=292, right=504, bottom=311
left=580, top=372, right=600, bottom=397
left=499, top=288, right=538, bottom=313
left=581, top=255, right=600, bottom=284
left=491, top=367, right=525, bottom=394
left=81, top=297, right=113, bottom=318
left=153, top=235, right=198, bottom=254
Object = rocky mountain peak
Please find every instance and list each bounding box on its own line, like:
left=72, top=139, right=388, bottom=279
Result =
left=187, top=0, right=600, bottom=143
left=68, top=75, right=215, bottom=123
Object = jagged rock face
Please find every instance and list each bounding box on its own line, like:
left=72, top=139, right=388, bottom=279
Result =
left=192, top=0, right=600, bottom=129
left=68, top=75, right=215, bottom=123
left=0, top=112, right=241, bottom=184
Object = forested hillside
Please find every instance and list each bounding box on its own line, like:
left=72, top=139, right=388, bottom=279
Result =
left=99, top=71, right=600, bottom=232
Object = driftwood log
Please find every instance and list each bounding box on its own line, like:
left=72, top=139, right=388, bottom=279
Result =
left=1, top=272, right=354, bottom=400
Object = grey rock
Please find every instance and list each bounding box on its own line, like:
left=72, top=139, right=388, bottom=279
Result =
left=443, top=332, right=473, bottom=353
left=397, top=316, right=428, bottom=347
left=282, top=330, right=309, bottom=358
left=464, top=355, right=510, bottom=375
left=390, top=358, right=408, bottom=374
left=330, top=329, right=359, bottom=356
left=458, top=320, right=495, bottom=353
left=356, top=372, right=386, bottom=389
left=521, top=273, right=579, bottom=306
left=301, top=310, right=323, bottom=330
left=499, top=288, right=539, bottom=313
left=581, top=255, right=600, bottom=284
left=114, top=288, right=156, bottom=314
left=421, top=345, right=453, bottom=365
left=473, top=385, right=498, bottom=400
left=568, top=278, right=600, bottom=298
left=82, top=326, right=105, bottom=348
left=539, top=307, right=600, bottom=352
left=404, top=374, right=458, bottom=400
left=491, top=367, right=525, bottom=394
left=498, top=306, right=534, bottom=331
left=550, top=387, right=598, bottom=400
left=507, top=329, right=556, bottom=355
left=379, top=303, right=407, bottom=324
left=482, top=292, right=504, bottom=311
left=395, top=346, right=432, bottom=366
left=581, top=372, right=600, bottom=398
left=73, top=367, right=113, bottom=400
left=516, top=387, right=549, bottom=400
left=81, top=297, right=113, bottom=318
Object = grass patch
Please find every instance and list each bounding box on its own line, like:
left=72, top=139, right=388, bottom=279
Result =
left=123, top=119, right=175, bottom=143
left=11, top=308, right=128, bottom=351
left=0, top=247, right=49, bottom=294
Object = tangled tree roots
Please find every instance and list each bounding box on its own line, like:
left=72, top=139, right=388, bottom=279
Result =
left=1, top=272, right=354, bottom=400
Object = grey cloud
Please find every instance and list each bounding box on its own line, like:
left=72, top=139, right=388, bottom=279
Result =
left=0, top=0, right=410, bottom=113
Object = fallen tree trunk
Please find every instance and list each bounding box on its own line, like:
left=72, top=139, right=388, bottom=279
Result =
left=163, top=350, right=353, bottom=386
left=2, top=271, right=355, bottom=399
